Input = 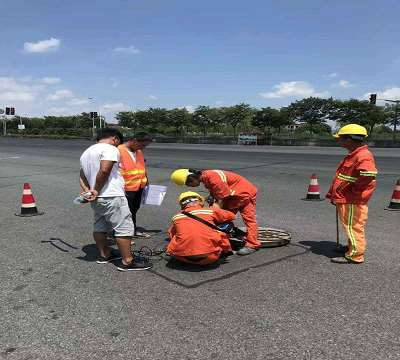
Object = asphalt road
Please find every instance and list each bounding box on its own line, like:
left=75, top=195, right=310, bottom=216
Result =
left=0, top=138, right=399, bottom=360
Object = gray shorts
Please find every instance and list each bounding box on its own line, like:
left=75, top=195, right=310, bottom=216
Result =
left=91, top=197, right=134, bottom=237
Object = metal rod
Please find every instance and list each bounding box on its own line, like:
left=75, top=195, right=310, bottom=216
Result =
left=336, top=205, right=340, bottom=247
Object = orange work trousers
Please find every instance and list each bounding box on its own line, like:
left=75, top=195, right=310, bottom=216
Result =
left=225, top=194, right=260, bottom=249
left=173, top=252, right=221, bottom=266
left=337, top=204, right=368, bottom=263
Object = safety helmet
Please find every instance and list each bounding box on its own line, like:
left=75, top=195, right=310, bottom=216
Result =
left=178, top=191, right=204, bottom=205
left=333, top=124, right=368, bottom=138
left=170, top=169, right=191, bottom=186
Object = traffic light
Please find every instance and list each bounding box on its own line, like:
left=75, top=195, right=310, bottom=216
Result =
left=90, top=112, right=98, bottom=119
left=369, top=94, right=377, bottom=105
left=5, top=107, right=15, bottom=115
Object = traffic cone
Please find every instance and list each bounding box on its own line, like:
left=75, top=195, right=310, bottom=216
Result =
left=15, top=183, right=44, bottom=217
left=302, top=174, right=324, bottom=201
left=385, top=179, right=400, bottom=211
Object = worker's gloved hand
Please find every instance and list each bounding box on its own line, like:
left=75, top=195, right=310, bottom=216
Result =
left=205, top=195, right=215, bottom=206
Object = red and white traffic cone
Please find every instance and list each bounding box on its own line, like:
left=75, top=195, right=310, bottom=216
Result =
left=15, top=183, right=44, bottom=217
left=302, top=174, right=324, bottom=201
left=385, top=179, right=400, bottom=211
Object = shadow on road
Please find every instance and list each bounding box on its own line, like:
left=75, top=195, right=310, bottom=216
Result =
left=76, top=244, right=99, bottom=262
left=299, top=241, right=345, bottom=258
left=165, top=257, right=228, bottom=272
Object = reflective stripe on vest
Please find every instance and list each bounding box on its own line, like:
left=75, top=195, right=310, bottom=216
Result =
left=118, top=145, right=147, bottom=191
left=213, top=170, right=236, bottom=196
left=337, top=173, right=357, bottom=183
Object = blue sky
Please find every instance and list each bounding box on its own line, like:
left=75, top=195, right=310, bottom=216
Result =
left=1, top=0, right=399, bottom=122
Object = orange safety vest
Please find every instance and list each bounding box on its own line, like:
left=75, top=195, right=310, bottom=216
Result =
left=118, top=144, right=147, bottom=191
left=327, top=145, right=377, bottom=204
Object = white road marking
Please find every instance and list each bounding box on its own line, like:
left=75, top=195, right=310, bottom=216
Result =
left=0, top=156, right=21, bottom=160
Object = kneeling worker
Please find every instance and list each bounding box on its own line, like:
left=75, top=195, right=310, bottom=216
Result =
left=167, top=192, right=235, bottom=265
left=170, top=169, right=261, bottom=255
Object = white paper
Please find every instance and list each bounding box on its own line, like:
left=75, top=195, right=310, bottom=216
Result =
left=141, top=185, right=167, bottom=206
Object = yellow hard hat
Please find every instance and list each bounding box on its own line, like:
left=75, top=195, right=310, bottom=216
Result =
left=333, top=124, right=368, bottom=138
left=170, top=169, right=190, bottom=186
left=178, top=191, right=204, bottom=204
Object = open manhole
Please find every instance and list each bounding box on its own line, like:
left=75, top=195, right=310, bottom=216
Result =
left=232, top=226, right=291, bottom=248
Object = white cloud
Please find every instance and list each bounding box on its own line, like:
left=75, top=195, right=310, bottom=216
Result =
left=47, top=107, right=69, bottom=115
left=24, top=37, right=61, bottom=53
left=378, top=87, right=400, bottom=100
left=113, top=46, right=141, bottom=54
left=215, top=100, right=223, bottom=106
left=362, top=87, right=400, bottom=101
left=0, top=77, right=36, bottom=102
left=41, top=77, right=61, bottom=85
left=147, top=95, right=158, bottom=100
left=67, top=98, right=89, bottom=106
left=100, top=102, right=127, bottom=113
left=327, top=73, right=338, bottom=78
left=259, top=81, right=329, bottom=99
left=337, top=80, right=355, bottom=88
left=184, top=105, right=195, bottom=113
left=46, top=89, right=74, bottom=101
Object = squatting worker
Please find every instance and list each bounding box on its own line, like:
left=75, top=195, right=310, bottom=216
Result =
left=170, top=168, right=261, bottom=255
left=167, top=191, right=235, bottom=265
left=79, top=128, right=152, bottom=271
left=327, top=124, right=378, bottom=264
left=118, top=132, right=152, bottom=238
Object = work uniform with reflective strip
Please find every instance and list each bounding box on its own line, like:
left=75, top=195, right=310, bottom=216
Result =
left=326, top=145, right=377, bottom=263
left=167, top=204, right=235, bottom=265
left=118, top=144, right=148, bottom=191
left=118, top=144, right=148, bottom=229
left=200, top=170, right=261, bottom=249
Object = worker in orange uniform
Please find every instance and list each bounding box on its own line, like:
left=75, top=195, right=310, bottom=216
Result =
left=167, top=191, right=235, bottom=265
left=170, top=168, right=261, bottom=255
left=118, top=132, right=152, bottom=238
left=326, top=124, right=378, bottom=264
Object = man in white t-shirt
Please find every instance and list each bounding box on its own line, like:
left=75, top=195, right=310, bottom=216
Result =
left=79, top=128, right=152, bottom=271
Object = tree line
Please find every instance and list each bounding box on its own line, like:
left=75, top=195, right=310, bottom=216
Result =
left=116, top=97, right=397, bottom=138
left=1, top=97, right=397, bottom=139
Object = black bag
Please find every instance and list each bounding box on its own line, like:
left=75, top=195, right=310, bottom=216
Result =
left=181, top=211, right=246, bottom=250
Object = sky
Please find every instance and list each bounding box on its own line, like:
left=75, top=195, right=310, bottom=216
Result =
left=0, top=0, right=399, bottom=122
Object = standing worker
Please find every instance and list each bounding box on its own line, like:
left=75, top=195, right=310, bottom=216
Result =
left=326, top=124, right=378, bottom=264
left=170, top=168, right=261, bottom=255
left=118, top=132, right=152, bottom=238
left=79, top=128, right=152, bottom=271
left=167, top=191, right=235, bottom=265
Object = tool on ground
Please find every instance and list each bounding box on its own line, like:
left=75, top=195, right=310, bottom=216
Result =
left=41, top=238, right=78, bottom=252
left=15, top=183, right=44, bottom=217
left=385, top=178, right=400, bottom=211
left=302, top=174, right=324, bottom=201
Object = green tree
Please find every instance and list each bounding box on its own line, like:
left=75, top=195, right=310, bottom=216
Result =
left=116, top=111, right=134, bottom=128
left=252, top=107, right=289, bottom=138
left=146, top=107, right=168, bottom=133
left=329, top=99, right=390, bottom=137
left=223, top=103, right=253, bottom=138
left=193, top=106, right=214, bottom=137
left=167, top=108, right=192, bottom=136
left=286, top=97, right=332, bottom=136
